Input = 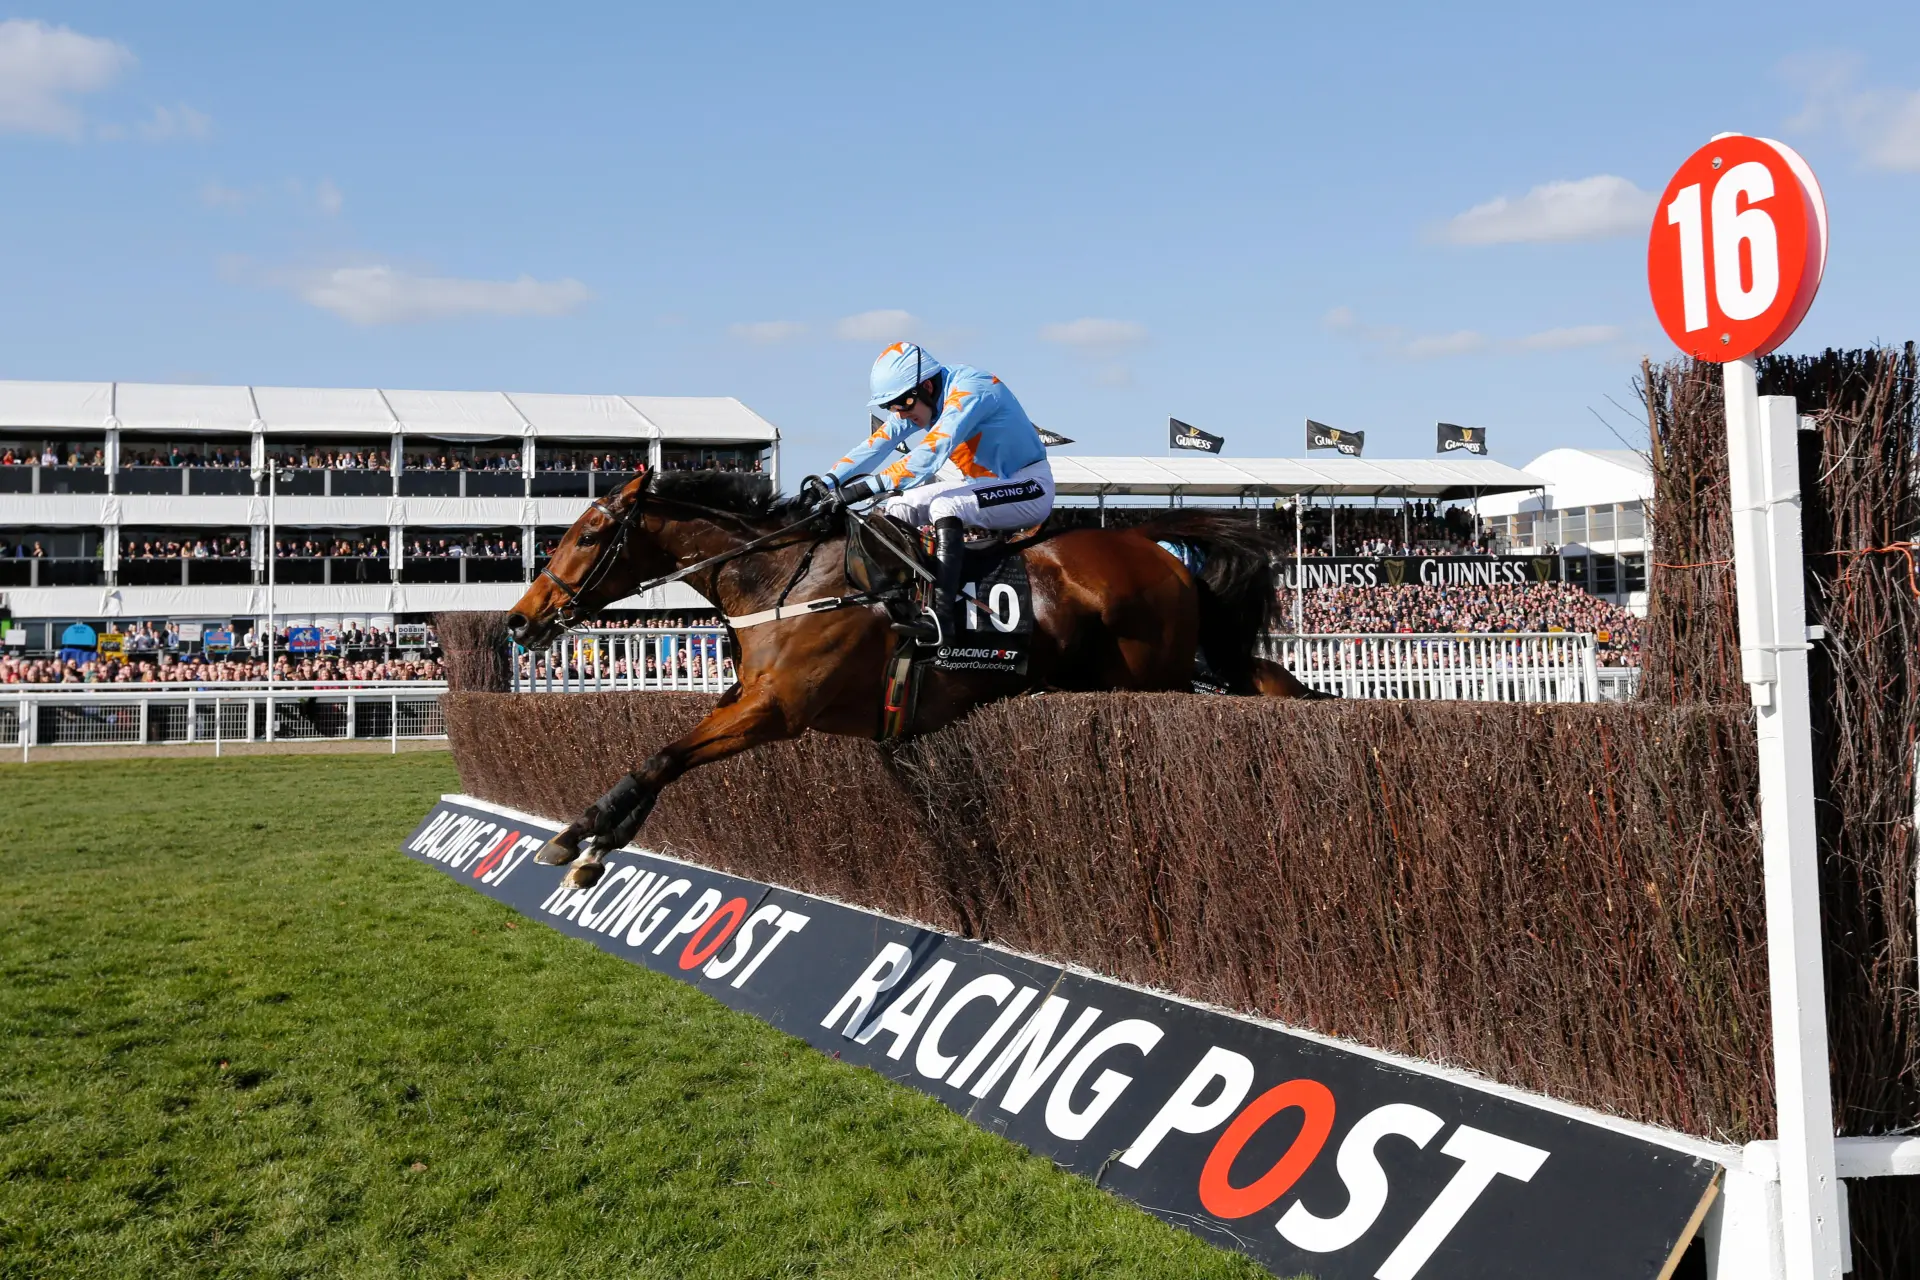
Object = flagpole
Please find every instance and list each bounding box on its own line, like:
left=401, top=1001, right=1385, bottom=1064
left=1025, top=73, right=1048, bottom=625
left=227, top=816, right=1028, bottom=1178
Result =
left=1293, top=493, right=1304, bottom=633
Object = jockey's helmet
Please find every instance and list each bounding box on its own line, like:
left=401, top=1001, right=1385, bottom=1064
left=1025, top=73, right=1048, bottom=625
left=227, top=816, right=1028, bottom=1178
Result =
left=868, top=342, right=944, bottom=408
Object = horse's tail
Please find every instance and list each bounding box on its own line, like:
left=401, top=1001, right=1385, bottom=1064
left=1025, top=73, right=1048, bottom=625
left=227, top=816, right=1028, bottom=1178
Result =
left=1136, top=511, right=1292, bottom=694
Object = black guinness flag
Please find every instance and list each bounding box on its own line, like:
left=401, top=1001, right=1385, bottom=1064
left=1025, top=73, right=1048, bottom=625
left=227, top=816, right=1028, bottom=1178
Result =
left=1036, top=426, right=1075, bottom=447
left=1438, top=422, right=1488, bottom=455
left=1169, top=418, right=1224, bottom=454
left=1306, top=419, right=1365, bottom=457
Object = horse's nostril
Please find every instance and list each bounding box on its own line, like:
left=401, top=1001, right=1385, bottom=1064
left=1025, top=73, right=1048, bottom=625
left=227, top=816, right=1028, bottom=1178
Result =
left=505, top=612, right=528, bottom=636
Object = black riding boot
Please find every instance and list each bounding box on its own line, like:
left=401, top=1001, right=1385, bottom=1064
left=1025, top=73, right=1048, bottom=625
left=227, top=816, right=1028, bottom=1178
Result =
left=892, top=516, right=965, bottom=648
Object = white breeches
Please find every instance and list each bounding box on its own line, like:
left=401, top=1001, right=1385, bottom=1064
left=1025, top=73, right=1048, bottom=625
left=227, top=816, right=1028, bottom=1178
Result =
left=882, top=459, right=1055, bottom=530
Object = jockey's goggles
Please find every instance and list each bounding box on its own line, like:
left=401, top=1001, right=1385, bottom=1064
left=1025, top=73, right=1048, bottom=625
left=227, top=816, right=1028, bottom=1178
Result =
left=882, top=390, right=921, bottom=415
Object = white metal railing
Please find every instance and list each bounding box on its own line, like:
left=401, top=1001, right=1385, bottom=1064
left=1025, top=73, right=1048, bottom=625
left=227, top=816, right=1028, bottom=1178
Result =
left=1262, top=633, right=1610, bottom=703
left=2, top=681, right=449, bottom=757
left=511, top=628, right=733, bottom=693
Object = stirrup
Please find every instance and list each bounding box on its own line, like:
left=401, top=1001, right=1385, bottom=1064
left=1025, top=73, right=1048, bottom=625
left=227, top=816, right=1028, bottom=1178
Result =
left=890, top=607, right=943, bottom=648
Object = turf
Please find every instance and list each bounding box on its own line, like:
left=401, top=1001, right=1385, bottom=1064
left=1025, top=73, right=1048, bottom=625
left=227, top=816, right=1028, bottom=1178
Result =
left=0, top=754, right=1273, bottom=1279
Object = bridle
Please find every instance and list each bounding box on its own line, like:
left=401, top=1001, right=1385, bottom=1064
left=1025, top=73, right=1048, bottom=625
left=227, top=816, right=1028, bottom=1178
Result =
left=537, top=495, right=643, bottom=630
left=534, top=488, right=827, bottom=634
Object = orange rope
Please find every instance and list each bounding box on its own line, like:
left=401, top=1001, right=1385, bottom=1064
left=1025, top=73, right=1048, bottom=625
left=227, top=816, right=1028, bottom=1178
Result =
left=1651, top=545, right=1919, bottom=597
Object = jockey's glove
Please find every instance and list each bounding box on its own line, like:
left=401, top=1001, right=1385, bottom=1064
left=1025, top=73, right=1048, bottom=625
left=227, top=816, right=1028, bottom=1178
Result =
left=803, top=473, right=885, bottom=514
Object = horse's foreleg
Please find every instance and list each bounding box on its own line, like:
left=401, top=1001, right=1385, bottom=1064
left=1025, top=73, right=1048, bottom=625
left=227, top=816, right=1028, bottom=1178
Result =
left=551, top=689, right=793, bottom=888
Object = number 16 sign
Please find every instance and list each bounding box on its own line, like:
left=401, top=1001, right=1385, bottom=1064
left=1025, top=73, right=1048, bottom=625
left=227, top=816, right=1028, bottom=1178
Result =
left=1647, top=134, right=1828, bottom=361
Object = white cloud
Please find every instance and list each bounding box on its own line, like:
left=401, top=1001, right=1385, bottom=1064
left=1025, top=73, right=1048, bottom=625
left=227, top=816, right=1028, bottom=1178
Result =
left=0, top=18, right=132, bottom=138
left=1510, top=324, right=1622, bottom=351
left=135, top=103, right=210, bottom=141
left=727, top=320, right=808, bottom=343
left=1325, top=305, right=1623, bottom=360
left=200, top=180, right=250, bottom=210
left=1039, top=317, right=1149, bottom=348
left=1320, top=305, right=1359, bottom=331
left=270, top=264, right=591, bottom=325
left=1786, top=53, right=1920, bottom=172
left=835, top=309, right=917, bottom=342
left=1438, top=175, right=1656, bottom=245
left=1403, top=330, right=1488, bottom=360
left=201, top=178, right=342, bottom=215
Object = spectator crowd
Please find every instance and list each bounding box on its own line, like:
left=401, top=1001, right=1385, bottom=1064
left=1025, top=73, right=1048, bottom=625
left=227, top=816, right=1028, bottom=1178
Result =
left=1288, top=581, right=1641, bottom=663
left=120, top=445, right=251, bottom=468
left=536, top=450, right=647, bottom=473
left=270, top=448, right=391, bottom=471
left=0, top=653, right=444, bottom=685
left=2, top=444, right=105, bottom=467
left=405, top=534, right=519, bottom=560
left=1280, top=500, right=1498, bottom=557
left=125, top=535, right=250, bottom=559
left=276, top=536, right=389, bottom=560
left=402, top=449, right=518, bottom=472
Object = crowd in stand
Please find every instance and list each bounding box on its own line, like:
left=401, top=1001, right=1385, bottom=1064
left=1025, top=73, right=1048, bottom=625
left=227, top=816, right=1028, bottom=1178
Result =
left=1, top=445, right=105, bottom=467
left=0, top=653, right=444, bottom=685
left=2, top=539, right=49, bottom=558
left=275, top=536, right=389, bottom=559
left=1288, top=582, right=1641, bottom=662
left=1279, top=500, right=1497, bottom=556
left=124, top=535, right=249, bottom=559
left=404, top=534, right=518, bottom=559
left=121, top=445, right=252, bottom=468
left=536, top=451, right=647, bottom=472
left=271, top=448, right=391, bottom=471
left=403, top=450, right=519, bottom=471
left=660, top=453, right=765, bottom=474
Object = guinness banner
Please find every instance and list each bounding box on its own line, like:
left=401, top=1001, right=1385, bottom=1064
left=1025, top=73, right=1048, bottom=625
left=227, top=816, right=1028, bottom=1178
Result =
left=1307, top=419, right=1365, bottom=456
left=1282, top=556, right=1561, bottom=590
left=403, top=795, right=1721, bottom=1280
left=1169, top=418, right=1224, bottom=453
left=1437, top=423, right=1488, bottom=455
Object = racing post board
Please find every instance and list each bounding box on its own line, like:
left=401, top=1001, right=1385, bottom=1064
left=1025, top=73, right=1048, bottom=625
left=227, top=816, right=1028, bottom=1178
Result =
left=404, top=796, right=1721, bottom=1279
left=1650, top=133, right=1839, bottom=1280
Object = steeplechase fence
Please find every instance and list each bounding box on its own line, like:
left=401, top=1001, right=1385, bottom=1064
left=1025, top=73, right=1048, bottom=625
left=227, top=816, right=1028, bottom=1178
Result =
left=1261, top=631, right=1629, bottom=702
left=2, top=681, right=449, bottom=755
left=508, top=627, right=732, bottom=694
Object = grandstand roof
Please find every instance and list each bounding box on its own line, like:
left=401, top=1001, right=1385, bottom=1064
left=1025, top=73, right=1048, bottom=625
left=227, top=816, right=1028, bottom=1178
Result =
left=0, top=380, right=778, bottom=443
left=1049, top=455, right=1545, bottom=501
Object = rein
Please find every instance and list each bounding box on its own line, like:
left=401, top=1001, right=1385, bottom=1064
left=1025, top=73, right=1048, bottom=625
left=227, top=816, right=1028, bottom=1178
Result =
left=539, top=494, right=823, bottom=632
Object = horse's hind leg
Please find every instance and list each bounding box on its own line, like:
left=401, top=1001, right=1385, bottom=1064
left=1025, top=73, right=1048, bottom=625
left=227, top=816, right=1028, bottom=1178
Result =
left=1251, top=657, right=1333, bottom=699
left=551, top=688, right=793, bottom=889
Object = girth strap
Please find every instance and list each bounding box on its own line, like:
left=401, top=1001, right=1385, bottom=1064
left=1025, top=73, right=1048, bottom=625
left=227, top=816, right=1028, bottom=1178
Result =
left=726, top=594, right=874, bottom=630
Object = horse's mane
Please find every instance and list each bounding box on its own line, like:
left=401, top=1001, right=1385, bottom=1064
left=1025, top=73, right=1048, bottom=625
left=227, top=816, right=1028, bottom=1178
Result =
left=644, top=470, right=810, bottom=525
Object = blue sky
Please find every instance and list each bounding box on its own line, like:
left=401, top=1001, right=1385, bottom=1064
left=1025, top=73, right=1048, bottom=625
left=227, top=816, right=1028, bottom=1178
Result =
left=2, top=2, right=1917, bottom=478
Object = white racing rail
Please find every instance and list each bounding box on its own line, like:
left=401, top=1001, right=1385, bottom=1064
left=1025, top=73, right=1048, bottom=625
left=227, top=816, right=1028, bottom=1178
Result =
left=1263, top=632, right=1631, bottom=703
left=510, top=628, right=733, bottom=694
left=2, top=681, right=449, bottom=757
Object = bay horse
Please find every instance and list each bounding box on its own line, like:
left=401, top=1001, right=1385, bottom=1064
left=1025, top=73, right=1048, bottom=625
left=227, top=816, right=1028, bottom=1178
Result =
left=505, top=470, right=1317, bottom=888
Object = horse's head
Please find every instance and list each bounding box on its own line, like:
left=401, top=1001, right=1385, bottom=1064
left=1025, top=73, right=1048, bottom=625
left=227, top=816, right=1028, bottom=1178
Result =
left=507, top=472, right=670, bottom=648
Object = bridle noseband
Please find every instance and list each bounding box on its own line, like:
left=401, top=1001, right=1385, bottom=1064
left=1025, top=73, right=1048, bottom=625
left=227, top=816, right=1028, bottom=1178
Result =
left=539, top=496, right=642, bottom=630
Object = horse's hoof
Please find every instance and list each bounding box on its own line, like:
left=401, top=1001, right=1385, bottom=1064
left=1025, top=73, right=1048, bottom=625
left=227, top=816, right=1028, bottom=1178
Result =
left=562, top=861, right=605, bottom=891
left=534, top=836, right=578, bottom=866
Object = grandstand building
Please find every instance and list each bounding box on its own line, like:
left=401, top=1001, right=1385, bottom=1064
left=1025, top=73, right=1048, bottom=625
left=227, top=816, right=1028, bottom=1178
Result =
left=1472, top=448, right=1652, bottom=612
left=0, top=380, right=776, bottom=650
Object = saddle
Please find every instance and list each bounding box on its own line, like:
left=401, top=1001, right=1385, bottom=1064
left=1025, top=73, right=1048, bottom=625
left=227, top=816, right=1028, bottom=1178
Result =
left=843, top=512, right=1042, bottom=594
left=844, top=511, right=1042, bottom=740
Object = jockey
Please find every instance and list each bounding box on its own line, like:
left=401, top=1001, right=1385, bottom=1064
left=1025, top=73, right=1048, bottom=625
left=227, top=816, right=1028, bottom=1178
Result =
left=810, top=342, right=1053, bottom=646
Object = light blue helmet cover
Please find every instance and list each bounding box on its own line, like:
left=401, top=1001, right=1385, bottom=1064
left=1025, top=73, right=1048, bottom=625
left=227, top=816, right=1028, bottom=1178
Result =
left=868, top=342, right=944, bottom=407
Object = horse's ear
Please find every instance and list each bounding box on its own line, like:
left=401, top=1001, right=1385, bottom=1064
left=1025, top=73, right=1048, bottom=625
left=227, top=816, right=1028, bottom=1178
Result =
left=610, top=469, right=649, bottom=510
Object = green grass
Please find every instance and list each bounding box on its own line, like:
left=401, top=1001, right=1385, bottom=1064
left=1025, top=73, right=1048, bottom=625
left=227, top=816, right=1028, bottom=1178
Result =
left=0, top=754, right=1271, bottom=1279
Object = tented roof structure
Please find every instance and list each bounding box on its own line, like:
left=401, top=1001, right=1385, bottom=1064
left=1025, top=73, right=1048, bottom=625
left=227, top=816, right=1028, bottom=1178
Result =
left=1050, top=455, right=1545, bottom=501
left=0, top=380, right=779, bottom=443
